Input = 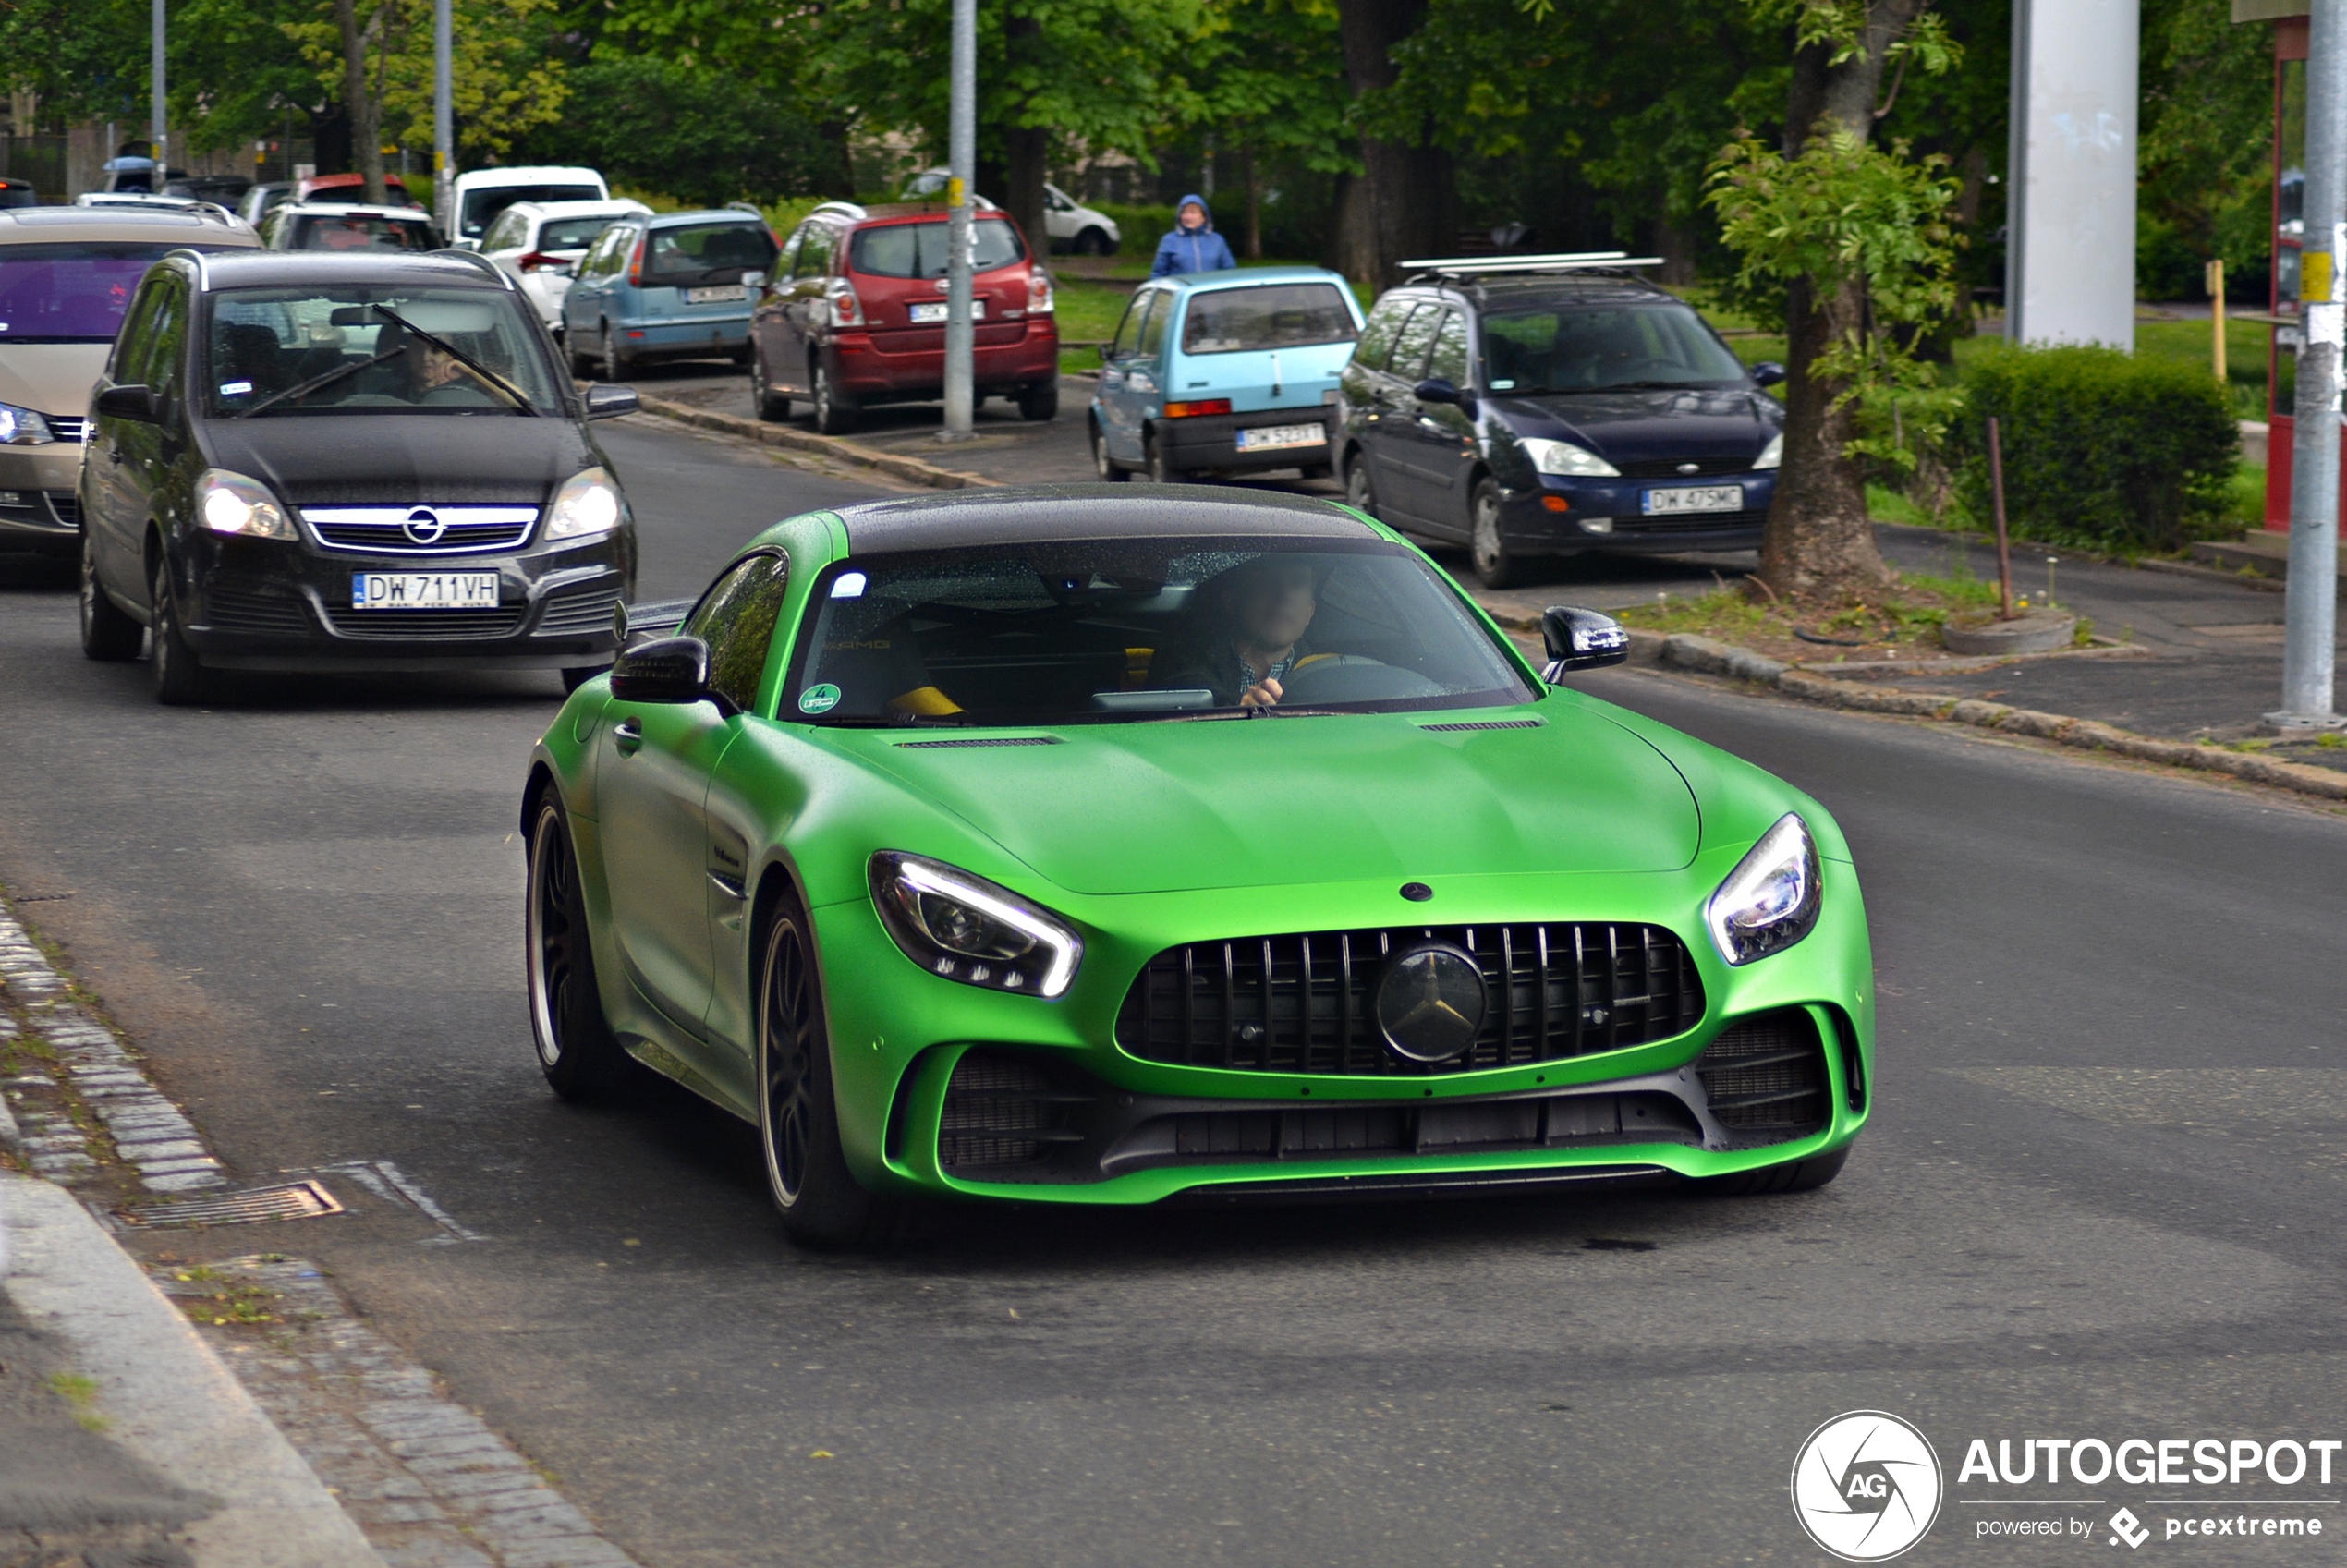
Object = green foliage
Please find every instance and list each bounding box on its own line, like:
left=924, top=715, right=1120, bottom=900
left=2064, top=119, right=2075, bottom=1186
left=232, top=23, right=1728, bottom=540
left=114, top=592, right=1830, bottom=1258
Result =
left=2138, top=0, right=2275, bottom=300
left=282, top=0, right=567, bottom=160
left=507, top=56, right=835, bottom=205
left=1956, top=346, right=2242, bottom=553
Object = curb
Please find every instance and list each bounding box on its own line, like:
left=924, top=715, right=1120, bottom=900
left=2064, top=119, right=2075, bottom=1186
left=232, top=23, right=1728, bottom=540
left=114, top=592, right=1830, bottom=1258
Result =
left=0, top=1173, right=388, bottom=1568
left=1631, top=629, right=2347, bottom=803
left=632, top=394, right=1003, bottom=492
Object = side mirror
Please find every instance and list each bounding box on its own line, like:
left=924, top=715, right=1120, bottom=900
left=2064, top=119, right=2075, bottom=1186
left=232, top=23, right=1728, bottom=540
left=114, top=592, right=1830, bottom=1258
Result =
left=1750, top=360, right=1786, bottom=388
left=1413, top=377, right=1461, bottom=406
left=609, top=635, right=726, bottom=708
left=96, top=383, right=157, bottom=423
left=1539, top=606, right=1630, bottom=678
left=741, top=271, right=767, bottom=290
left=584, top=384, right=640, bottom=420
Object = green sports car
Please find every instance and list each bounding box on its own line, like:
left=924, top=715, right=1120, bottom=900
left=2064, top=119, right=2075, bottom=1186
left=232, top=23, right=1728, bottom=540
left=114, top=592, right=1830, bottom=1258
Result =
left=522, top=486, right=1870, bottom=1244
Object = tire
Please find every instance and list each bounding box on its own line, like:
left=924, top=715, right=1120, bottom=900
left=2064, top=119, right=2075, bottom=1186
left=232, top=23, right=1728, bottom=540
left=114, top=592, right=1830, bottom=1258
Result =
left=1298, top=462, right=1333, bottom=482
left=757, top=893, right=888, bottom=1246
left=560, top=665, right=607, bottom=694
left=598, top=322, right=627, bottom=383
left=1145, top=430, right=1177, bottom=485
left=810, top=359, right=857, bottom=435
left=80, top=532, right=141, bottom=661
left=1692, top=1145, right=1849, bottom=1197
left=148, top=553, right=209, bottom=706
left=1016, top=378, right=1059, bottom=422
left=750, top=346, right=791, bottom=422
left=525, top=796, right=634, bottom=1100
left=1090, top=419, right=1128, bottom=482
left=1075, top=226, right=1111, bottom=257
left=1470, top=477, right=1526, bottom=589
left=568, top=332, right=595, bottom=381
left=1343, top=450, right=1380, bottom=518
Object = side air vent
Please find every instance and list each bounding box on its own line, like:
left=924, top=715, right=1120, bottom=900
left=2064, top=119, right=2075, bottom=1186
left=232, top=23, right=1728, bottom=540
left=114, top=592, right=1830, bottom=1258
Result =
left=1418, top=718, right=1545, bottom=733
left=1694, top=1009, right=1830, bottom=1146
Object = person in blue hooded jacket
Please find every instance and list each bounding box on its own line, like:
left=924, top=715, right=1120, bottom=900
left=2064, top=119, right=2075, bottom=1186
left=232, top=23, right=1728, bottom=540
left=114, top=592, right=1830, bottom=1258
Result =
left=1150, top=194, right=1238, bottom=278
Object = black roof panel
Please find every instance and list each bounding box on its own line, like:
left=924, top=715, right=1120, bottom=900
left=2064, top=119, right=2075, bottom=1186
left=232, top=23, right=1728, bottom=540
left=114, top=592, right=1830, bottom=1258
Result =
left=834, top=484, right=1376, bottom=553
left=195, top=250, right=510, bottom=292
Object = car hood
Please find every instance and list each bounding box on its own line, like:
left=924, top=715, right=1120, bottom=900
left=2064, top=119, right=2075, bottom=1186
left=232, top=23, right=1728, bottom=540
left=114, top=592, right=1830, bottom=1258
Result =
left=847, top=703, right=1700, bottom=896
left=0, top=344, right=112, bottom=418
left=201, top=413, right=599, bottom=507
left=1487, top=387, right=1780, bottom=466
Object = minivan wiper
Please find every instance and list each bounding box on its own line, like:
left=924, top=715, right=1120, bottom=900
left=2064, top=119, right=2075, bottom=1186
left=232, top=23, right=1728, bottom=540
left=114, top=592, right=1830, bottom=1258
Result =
left=367, top=304, right=538, bottom=415
left=239, top=346, right=405, bottom=417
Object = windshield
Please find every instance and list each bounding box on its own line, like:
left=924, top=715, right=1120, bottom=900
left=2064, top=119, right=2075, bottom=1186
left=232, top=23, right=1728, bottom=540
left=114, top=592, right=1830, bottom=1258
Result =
left=461, top=184, right=602, bottom=237
left=206, top=286, right=561, bottom=416
left=849, top=218, right=1025, bottom=279
left=288, top=213, right=442, bottom=252
left=537, top=215, right=623, bottom=251
left=788, top=537, right=1531, bottom=724
left=0, top=243, right=233, bottom=342
left=643, top=222, right=776, bottom=285
left=1181, top=284, right=1355, bottom=355
left=1482, top=303, right=1747, bottom=393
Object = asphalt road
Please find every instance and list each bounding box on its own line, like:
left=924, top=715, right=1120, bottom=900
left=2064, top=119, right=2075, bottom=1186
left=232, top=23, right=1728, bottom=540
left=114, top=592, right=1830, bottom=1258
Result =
left=5, top=415, right=2347, bottom=1567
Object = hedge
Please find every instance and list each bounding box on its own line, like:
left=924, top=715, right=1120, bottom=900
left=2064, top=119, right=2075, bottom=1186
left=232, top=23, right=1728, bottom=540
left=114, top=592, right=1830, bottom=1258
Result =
left=1955, top=345, right=2239, bottom=553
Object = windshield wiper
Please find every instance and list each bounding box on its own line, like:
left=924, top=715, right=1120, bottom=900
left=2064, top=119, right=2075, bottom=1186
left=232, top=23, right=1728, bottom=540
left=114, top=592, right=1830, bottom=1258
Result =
left=368, top=303, right=538, bottom=415
left=239, top=345, right=406, bottom=417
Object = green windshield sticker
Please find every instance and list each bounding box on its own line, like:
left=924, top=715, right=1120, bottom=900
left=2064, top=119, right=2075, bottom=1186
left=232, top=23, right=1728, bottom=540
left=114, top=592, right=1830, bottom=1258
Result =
left=797, top=683, right=842, bottom=715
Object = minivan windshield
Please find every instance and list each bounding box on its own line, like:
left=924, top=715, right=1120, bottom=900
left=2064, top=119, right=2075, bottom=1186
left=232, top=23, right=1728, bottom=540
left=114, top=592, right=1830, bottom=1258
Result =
left=849, top=217, right=1025, bottom=279
left=1180, top=283, right=1355, bottom=355
left=206, top=286, right=562, bottom=416
left=1481, top=303, right=1748, bottom=393
left=0, top=242, right=237, bottom=342
left=790, top=536, right=1530, bottom=724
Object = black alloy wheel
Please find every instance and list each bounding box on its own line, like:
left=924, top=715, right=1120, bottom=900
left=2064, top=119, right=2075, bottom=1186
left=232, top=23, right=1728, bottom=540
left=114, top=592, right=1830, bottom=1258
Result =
left=757, top=897, right=884, bottom=1246
left=525, top=796, right=631, bottom=1098
left=1469, top=477, right=1525, bottom=589
left=750, top=346, right=791, bottom=422
left=1344, top=451, right=1380, bottom=518
left=598, top=322, right=627, bottom=383
left=148, top=554, right=209, bottom=705
left=810, top=360, right=857, bottom=435
left=1016, top=378, right=1058, bottom=422
left=1090, top=419, right=1128, bottom=482
left=80, top=531, right=141, bottom=661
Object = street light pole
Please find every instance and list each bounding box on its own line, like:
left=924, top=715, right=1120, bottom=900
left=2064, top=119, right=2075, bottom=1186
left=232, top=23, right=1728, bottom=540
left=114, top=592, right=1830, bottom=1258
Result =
left=433, top=0, right=454, bottom=237
left=941, top=0, right=976, bottom=441
left=2273, top=0, right=2347, bottom=732
left=150, top=0, right=165, bottom=178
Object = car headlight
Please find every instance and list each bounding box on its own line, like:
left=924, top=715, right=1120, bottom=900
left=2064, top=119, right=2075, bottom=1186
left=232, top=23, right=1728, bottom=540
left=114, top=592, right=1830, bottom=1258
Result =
left=869, top=851, right=1083, bottom=998
left=544, top=466, right=625, bottom=541
left=1754, top=432, right=1783, bottom=470
left=1704, top=813, right=1821, bottom=966
left=0, top=402, right=55, bottom=445
left=1520, top=437, right=1620, bottom=477
left=195, top=469, right=295, bottom=540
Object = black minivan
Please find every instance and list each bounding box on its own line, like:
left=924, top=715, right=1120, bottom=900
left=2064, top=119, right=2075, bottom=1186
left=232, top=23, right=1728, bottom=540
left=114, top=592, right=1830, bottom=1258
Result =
left=79, top=249, right=640, bottom=702
left=1336, top=265, right=1785, bottom=588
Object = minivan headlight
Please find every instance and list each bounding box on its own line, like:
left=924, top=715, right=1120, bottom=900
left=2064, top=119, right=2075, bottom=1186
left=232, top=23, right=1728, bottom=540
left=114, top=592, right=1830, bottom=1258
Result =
left=0, top=402, right=55, bottom=445
left=869, top=851, right=1083, bottom=998
left=544, top=467, right=625, bottom=541
left=1754, top=432, right=1783, bottom=470
left=195, top=469, right=295, bottom=539
left=1704, top=814, right=1822, bottom=966
left=1520, top=437, right=1620, bottom=478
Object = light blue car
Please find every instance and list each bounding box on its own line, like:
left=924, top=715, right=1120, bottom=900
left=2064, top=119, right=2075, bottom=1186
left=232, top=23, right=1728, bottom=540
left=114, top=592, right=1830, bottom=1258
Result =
left=559, top=208, right=779, bottom=379
left=1089, top=266, right=1362, bottom=483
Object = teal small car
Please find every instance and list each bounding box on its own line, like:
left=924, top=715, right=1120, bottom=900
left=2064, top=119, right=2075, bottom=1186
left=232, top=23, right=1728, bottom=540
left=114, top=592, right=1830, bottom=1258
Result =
left=1090, top=267, right=1362, bottom=484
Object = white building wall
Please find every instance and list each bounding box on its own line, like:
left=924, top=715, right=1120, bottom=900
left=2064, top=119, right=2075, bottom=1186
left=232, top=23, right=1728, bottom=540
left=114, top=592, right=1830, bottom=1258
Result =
left=2006, top=0, right=2141, bottom=349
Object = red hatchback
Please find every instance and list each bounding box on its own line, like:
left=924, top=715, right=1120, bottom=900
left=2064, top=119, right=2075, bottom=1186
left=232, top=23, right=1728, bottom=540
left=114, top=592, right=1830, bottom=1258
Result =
left=749, top=201, right=1058, bottom=433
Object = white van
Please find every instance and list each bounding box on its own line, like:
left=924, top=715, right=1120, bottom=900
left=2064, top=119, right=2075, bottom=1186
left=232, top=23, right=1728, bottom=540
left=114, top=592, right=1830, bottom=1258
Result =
left=448, top=166, right=610, bottom=249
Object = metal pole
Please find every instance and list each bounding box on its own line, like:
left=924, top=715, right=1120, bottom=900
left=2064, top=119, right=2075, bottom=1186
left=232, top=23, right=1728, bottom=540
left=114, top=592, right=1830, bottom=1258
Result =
left=150, top=0, right=165, bottom=179
left=1988, top=415, right=2015, bottom=620
left=940, top=0, right=976, bottom=441
left=433, top=0, right=454, bottom=236
left=2208, top=258, right=2227, bottom=383
left=2273, top=0, right=2347, bottom=730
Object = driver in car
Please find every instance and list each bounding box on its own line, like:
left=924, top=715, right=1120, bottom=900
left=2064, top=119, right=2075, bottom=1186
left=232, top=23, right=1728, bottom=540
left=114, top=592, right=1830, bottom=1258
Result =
left=1151, top=554, right=1321, bottom=707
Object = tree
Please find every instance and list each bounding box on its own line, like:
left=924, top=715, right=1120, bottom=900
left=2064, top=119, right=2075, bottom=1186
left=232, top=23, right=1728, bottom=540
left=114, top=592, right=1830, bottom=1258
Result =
left=508, top=55, right=840, bottom=206
left=1332, top=0, right=1454, bottom=280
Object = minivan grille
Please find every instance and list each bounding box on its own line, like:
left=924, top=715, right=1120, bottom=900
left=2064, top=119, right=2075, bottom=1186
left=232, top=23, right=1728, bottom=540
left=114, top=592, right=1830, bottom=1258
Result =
left=204, top=586, right=309, bottom=635
left=46, top=416, right=88, bottom=444
left=1115, top=923, right=1705, bottom=1076
left=302, top=505, right=538, bottom=555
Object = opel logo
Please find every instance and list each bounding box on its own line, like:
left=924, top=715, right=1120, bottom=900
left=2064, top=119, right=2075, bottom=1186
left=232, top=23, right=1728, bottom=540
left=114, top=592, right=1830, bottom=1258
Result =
left=1372, top=942, right=1487, bottom=1064
left=403, top=506, right=447, bottom=545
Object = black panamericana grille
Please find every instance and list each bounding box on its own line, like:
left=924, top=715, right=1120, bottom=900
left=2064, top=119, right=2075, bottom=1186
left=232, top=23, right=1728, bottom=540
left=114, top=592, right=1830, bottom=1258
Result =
left=535, top=584, right=623, bottom=636
left=324, top=605, right=528, bottom=640
left=938, top=1050, right=1091, bottom=1172
left=1115, top=923, right=1705, bottom=1076
left=1615, top=456, right=1756, bottom=480
left=204, top=585, right=309, bottom=635
left=1693, top=1009, right=1830, bottom=1143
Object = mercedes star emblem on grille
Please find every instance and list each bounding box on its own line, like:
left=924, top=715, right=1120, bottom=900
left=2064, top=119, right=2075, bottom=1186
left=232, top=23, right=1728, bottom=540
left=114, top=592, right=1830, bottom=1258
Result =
left=403, top=507, right=447, bottom=545
left=1373, top=942, right=1488, bottom=1064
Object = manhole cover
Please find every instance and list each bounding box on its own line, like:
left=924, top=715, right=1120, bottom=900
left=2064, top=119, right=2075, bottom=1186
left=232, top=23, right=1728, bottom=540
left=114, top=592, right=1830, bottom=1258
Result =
left=118, top=1179, right=343, bottom=1229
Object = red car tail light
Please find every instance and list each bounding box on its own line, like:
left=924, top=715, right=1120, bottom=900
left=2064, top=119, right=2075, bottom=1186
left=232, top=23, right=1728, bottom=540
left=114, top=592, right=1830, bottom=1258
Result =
left=626, top=231, right=647, bottom=287
left=1163, top=399, right=1232, bottom=419
left=826, top=278, right=863, bottom=328
left=1028, top=269, right=1054, bottom=314
left=517, top=251, right=571, bottom=274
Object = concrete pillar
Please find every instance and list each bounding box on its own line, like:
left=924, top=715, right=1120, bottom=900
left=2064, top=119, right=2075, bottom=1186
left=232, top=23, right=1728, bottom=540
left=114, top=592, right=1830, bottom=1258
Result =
left=2005, top=0, right=2141, bottom=349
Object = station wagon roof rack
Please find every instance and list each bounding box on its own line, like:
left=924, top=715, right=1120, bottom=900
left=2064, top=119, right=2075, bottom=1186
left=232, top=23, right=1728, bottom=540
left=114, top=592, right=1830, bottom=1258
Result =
left=1399, top=250, right=1666, bottom=282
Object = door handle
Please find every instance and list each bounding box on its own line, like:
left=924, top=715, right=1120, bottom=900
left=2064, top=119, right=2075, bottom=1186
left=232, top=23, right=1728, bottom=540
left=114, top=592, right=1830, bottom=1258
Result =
left=613, top=718, right=643, bottom=755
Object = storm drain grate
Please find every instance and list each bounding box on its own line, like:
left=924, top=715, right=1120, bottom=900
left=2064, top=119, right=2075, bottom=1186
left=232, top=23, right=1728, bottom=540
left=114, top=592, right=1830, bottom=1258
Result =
left=117, top=1179, right=344, bottom=1229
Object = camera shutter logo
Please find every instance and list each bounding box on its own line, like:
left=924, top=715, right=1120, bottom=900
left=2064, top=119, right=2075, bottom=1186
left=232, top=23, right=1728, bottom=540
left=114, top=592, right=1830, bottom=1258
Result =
left=1790, top=1410, right=1943, bottom=1562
